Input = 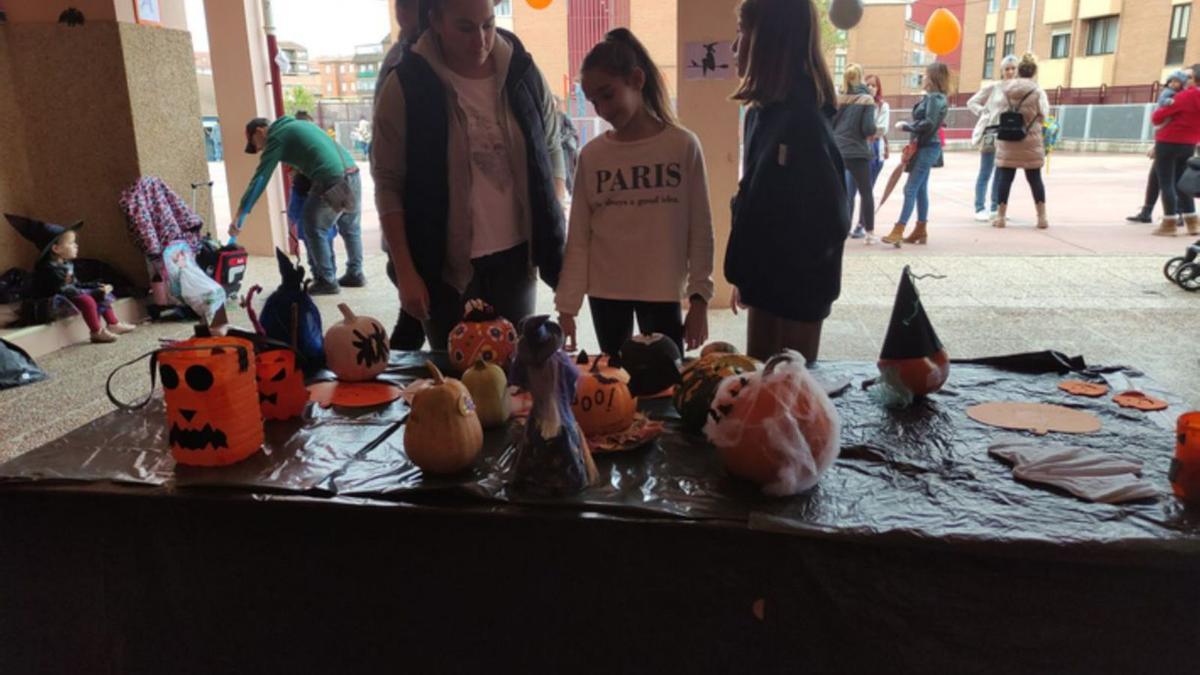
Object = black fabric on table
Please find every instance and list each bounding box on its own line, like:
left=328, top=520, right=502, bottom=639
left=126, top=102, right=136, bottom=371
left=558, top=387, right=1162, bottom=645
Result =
left=1, top=351, right=1198, bottom=673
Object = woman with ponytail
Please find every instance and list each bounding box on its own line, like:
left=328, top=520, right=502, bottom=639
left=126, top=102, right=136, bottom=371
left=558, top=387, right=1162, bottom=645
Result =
left=555, top=29, right=715, bottom=355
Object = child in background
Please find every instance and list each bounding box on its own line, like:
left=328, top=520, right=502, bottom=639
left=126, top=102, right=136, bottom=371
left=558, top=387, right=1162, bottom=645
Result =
left=555, top=29, right=714, bottom=355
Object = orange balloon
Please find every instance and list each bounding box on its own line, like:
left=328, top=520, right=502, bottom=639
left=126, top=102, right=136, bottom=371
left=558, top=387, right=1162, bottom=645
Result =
left=526, top=0, right=553, bottom=9
left=925, top=8, right=962, bottom=56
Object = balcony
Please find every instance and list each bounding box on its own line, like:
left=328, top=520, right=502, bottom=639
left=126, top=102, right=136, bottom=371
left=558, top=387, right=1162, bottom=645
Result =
left=1078, top=0, right=1122, bottom=21
left=1070, top=54, right=1116, bottom=88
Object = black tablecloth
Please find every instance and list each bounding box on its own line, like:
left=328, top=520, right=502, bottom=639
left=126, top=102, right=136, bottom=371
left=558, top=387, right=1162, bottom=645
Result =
left=1, top=351, right=1198, bottom=674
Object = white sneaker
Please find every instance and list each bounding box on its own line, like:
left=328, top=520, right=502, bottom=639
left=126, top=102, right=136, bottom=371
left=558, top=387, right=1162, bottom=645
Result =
left=974, top=210, right=990, bottom=222
left=865, top=232, right=877, bottom=245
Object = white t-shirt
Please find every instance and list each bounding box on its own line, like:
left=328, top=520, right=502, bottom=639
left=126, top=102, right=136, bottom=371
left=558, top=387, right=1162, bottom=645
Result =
left=447, top=71, right=523, bottom=259
left=554, top=124, right=714, bottom=315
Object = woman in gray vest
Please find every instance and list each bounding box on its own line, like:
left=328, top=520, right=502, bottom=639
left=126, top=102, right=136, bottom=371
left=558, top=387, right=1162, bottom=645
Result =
left=372, top=0, right=567, bottom=349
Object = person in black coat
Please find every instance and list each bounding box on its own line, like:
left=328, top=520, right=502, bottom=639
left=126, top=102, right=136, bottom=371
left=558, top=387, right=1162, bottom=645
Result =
left=726, top=0, right=849, bottom=363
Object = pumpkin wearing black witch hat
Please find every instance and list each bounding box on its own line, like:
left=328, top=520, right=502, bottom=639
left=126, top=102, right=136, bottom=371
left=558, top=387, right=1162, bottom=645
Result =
left=877, top=266, right=949, bottom=397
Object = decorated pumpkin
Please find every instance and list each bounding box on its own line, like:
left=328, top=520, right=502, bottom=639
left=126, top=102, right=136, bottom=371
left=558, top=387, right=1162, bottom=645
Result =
left=700, top=341, right=738, bottom=358
left=674, top=350, right=759, bottom=433
left=877, top=266, right=949, bottom=398
left=324, top=303, right=389, bottom=382
left=159, top=336, right=264, bottom=467
left=703, top=350, right=841, bottom=497
left=403, top=361, right=483, bottom=474
left=448, top=299, right=517, bottom=373
left=619, top=333, right=682, bottom=397
left=574, top=351, right=630, bottom=384
left=572, top=353, right=637, bottom=436
left=462, top=359, right=512, bottom=429
left=255, top=348, right=309, bottom=420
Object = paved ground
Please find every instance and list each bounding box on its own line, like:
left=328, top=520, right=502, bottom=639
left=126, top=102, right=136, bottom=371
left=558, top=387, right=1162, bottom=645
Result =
left=2, top=151, right=1196, bottom=462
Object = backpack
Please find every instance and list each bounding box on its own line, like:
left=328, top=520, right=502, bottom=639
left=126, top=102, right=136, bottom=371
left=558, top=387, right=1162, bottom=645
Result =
left=995, top=89, right=1037, bottom=142
left=259, top=249, right=325, bottom=374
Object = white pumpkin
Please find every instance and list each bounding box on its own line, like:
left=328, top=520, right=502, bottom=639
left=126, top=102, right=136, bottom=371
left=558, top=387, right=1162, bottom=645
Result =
left=324, top=303, right=389, bottom=381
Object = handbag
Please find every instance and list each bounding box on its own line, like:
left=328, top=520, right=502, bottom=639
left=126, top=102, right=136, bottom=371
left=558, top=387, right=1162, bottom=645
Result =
left=1177, top=157, right=1200, bottom=198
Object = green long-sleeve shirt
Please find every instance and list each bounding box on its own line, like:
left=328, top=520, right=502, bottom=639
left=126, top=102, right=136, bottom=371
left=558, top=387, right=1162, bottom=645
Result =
left=234, top=116, right=356, bottom=226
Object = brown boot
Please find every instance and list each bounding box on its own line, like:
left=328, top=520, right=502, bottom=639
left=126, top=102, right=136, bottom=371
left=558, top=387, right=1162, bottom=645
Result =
left=1036, top=202, right=1049, bottom=229
left=1186, top=214, right=1200, bottom=236
left=881, top=223, right=907, bottom=246
left=90, top=329, right=118, bottom=344
left=992, top=204, right=1007, bottom=228
left=903, top=221, right=928, bottom=244
left=1153, top=215, right=1180, bottom=237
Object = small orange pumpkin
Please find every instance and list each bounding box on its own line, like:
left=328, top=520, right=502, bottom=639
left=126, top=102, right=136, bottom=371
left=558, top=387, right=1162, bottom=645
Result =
left=448, top=299, right=517, bottom=373
left=571, top=354, right=637, bottom=436
left=324, top=303, right=389, bottom=382
left=403, top=361, right=483, bottom=474
left=703, top=351, right=841, bottom=496
left=877, top=348, right=950, bottom=398
left=255, top=349, right=308, bottom=420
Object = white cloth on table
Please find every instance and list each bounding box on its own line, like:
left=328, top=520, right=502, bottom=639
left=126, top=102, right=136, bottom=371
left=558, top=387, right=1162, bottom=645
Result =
left=989, top=441, right=1158, bottom=504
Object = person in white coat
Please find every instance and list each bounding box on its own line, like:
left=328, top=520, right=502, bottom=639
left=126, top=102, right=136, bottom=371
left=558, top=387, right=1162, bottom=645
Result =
left=966, top=54, right=1019, bottom=222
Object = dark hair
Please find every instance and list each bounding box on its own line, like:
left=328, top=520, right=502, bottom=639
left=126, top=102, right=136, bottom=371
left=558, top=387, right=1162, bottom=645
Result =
left=1017, top=52, right=1038, bottom=78
left=864, top=73, right=883, bottom=105
left=925, top=62, right=949, bottom=94
left=732, top=0, right=836, bottom=107
left=581, top=28, right=676, bottom=126
left=295, top=110, right=313, bottom=122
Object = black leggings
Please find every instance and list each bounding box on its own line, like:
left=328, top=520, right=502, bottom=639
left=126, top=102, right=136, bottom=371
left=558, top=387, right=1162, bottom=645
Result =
left=1143, top=165, right=1160, bottom=211
left=844, top=157, right=875, bottom=232
left=1155, top=141, right=1196, bottom=216
left=588, top=297, right=682, bottom=356
left=424, top=243, right=537, bottom=350
left=996, top=167, right=1046, bottom=205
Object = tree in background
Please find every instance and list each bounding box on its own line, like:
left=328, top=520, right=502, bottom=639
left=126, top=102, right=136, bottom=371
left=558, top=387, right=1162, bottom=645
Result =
left=815, top=0, right=848, bottom=68
left=284, top=87, right=316, bottom=118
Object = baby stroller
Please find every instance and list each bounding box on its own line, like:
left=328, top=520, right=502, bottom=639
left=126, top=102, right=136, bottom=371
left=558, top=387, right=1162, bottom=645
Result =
left=1164, top=240, right=1200, bottom=291
left=119, top=176, right=246, bottom=320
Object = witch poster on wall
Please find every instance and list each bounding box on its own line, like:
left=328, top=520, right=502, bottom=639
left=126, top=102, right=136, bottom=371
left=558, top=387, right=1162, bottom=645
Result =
left=684, top=41, right=734, bottom=81
left=133, top=0, right=161, bottom=26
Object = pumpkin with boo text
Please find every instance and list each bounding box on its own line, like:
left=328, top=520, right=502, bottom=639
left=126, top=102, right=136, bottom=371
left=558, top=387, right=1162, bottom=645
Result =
left=572, top=352, right=637, bottom=436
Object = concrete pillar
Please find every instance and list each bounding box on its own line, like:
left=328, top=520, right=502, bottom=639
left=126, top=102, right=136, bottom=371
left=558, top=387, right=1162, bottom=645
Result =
left=677, top=0, right=740, bottom=309
left=0, top=0, right=208, bottom=283
left=203, top=0, right=285, bottom=256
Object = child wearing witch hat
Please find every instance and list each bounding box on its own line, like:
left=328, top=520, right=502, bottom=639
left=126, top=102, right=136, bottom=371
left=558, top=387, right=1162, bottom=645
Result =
left=6, top=214, right=136, bottom=343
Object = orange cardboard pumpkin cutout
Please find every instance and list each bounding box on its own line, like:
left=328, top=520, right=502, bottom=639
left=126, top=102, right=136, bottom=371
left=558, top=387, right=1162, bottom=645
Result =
left=160, top=336, right=264, bottom=467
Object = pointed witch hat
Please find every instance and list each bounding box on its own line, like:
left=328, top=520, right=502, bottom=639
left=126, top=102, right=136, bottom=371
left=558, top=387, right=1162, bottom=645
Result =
left=880, top=266, right=943, bottom=360
left=5, top=213, right=83, bottom=262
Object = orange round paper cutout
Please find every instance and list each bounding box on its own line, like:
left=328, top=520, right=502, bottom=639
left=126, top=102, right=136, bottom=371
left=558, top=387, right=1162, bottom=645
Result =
left=308, top=381, right=403, bottom=409
left=1058, top=380, right=1109, bottom=398
left=1113, top=390, right=1168, bottom=412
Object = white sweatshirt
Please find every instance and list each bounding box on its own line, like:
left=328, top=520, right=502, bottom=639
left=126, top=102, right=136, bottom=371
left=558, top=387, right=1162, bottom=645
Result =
left=554, top=124, right=715, bottom=315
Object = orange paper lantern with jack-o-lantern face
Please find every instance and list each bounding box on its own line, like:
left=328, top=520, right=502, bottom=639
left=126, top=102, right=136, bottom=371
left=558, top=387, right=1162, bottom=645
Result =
left=159, top=336, right=264, bottom=467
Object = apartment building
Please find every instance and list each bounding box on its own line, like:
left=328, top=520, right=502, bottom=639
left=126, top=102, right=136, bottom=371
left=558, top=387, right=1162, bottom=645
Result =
left=961, top=0, right=1200, bottom=93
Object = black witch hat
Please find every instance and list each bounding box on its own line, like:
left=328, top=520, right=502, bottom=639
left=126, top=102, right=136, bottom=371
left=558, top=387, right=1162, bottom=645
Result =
left=880, top=266, right=943, bottom=360
left=5, top=214, right=83, bottom=262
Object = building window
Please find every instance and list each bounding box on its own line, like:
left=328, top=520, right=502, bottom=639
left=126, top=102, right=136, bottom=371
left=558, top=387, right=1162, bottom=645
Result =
left=1008, top=0, right=1018, bottom=8
left=1051, top=33, right=1070, bottom=59
left=912, top=50, right=924, bottom=66
left=989, top=0, right=999, bottom=13
left=983, top=33, right=996, bottom=79
left=495, top=0, right=512, bottom=16
left=326, top=83, right=332, bottom=93
left=1168, top=4, right=1191, bottom=65
left=1086, top=16, right=1119, bottom=56
left=833, top=53, right=846, bottom=85
left=1003, top=30, right=1016, bottom=57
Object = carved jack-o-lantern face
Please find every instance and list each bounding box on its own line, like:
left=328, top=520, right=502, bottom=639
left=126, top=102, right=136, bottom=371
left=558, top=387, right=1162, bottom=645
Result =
left=448, top=300, right=517, bottom=374
left=160, top=337, right=264, bottom=467
left=255, top=349, right=308, bottom=420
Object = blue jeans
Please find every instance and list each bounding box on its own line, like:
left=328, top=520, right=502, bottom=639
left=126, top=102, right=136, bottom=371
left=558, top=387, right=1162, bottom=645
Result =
left=302, top=171, right=363, bottom=284
left=975, top=150, right=999, bottom=213
left=899, top=145, right=940, bottom=225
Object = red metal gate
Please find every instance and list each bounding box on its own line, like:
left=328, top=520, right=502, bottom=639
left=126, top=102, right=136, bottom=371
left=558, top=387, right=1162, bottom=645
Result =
left=567, top=0, right=631, bottom=81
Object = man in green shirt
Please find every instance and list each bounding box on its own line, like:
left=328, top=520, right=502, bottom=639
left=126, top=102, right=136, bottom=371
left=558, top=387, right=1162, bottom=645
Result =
left=232, top=116, right=365, bottom=295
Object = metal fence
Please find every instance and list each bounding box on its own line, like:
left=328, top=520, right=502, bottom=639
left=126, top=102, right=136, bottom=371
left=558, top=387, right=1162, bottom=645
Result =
left=886, top=103, right=1158, bottom=145
left=882, top=83, right=1161, bottom=112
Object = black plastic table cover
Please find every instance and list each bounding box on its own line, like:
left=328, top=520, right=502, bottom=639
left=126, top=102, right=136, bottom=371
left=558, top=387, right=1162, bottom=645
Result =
left=1, top=350, right=1198, bottom=674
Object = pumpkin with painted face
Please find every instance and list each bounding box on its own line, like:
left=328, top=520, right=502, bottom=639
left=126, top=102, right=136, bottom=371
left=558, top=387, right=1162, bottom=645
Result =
left=325, top=303, right=389, bottom=382
left=572, top=353, right=637, bottom=436
left=255, top=348, right=308, bottom=420
left=674, top=350, right=759, bottom=433
left=160, top=336, right=264, bottom=467
left=448, top=299, right=517, bottom=374
left=703, top=351, right=841, bottom=497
